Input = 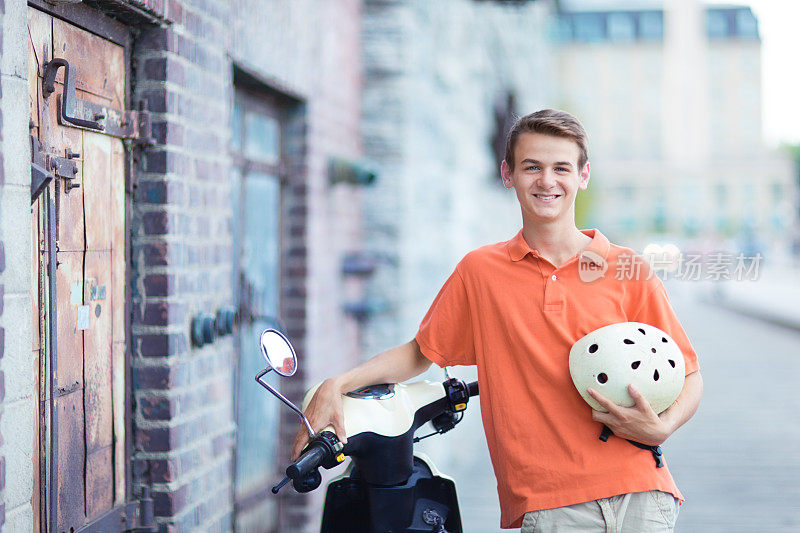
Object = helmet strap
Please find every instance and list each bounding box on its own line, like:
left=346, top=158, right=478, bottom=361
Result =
left=598, top=424, right=665, bottom=468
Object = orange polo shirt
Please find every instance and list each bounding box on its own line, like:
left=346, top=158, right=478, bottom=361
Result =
left=415, top=229, right=699, bottom=529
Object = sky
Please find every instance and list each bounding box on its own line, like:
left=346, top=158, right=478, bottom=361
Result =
left=707, top=0, right=800, bottom=146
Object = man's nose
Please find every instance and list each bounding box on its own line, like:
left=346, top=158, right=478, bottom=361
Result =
left=537, top=168, right=557, bottom=187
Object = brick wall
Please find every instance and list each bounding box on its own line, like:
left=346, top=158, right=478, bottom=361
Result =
left=131, top=0, right=365, bottom=531
left=130, top=1, right=239, bottom=530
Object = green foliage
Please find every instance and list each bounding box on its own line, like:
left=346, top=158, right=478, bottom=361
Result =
left=780, top=142, right=800, bottom=180
left=574, top=184, right=594, bottom=228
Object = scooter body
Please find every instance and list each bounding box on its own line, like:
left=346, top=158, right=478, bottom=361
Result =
left=321, top=452, right=461, bottom=533
left=304, top=382, right=466, bottom=532
left=255, top=329, right=477, bottom=533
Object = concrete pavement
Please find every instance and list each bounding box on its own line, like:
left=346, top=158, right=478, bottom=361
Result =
left=704, top=267, right=800, bottom=331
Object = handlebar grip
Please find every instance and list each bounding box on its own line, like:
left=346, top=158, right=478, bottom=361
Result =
left=466, top=380, right=479, bottom=397
left=286, top=443, right=327, bottom=480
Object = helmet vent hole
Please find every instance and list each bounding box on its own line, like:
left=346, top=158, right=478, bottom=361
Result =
left=597, top=373, right=608, bottom=384
left=623, top=339, right=634, bottom=345
left=631, top=361, right=641, bottom=370
left=653, top=369, right=660, bottom=381
left=668, top=359, right=676, bottom=368
left=588, top=344, right=599, bottom=353
left=638, top=328, right=646, bottom=335
left=662, top=337, right=668, bottom=343
left=651, top=348, right=657, bottom=353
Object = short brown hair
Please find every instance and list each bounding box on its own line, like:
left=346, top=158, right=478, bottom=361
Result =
left=504, top=109, right=589, bottom=171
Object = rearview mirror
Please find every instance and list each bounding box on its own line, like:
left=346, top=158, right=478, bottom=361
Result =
left=260, top=329, right=297, bottom=377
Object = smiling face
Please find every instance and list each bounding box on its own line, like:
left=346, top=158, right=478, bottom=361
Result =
left=501, top=132, right=590, bottom=226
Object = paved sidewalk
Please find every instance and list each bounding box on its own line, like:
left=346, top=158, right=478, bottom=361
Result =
left=703, top=268, right=800, bottom=331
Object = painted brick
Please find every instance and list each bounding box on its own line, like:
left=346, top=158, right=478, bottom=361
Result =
left=0, top=294, right=32, bottom=404
left=0, top=0, right=25, bottom=77
left=0, top=398, right=34, bottom=510
left=0, top=77, right=30, bottom=188
left=3, top=504, right=32, bottom=533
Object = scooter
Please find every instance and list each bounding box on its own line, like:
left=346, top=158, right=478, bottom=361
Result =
left=255, top=328, right=479, bottom=533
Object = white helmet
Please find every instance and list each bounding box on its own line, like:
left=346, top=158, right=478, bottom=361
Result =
left=569, top=322, right=685, bottom=414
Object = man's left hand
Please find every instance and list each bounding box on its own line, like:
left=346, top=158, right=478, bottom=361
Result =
left=587, top=384, right=671, bottom=446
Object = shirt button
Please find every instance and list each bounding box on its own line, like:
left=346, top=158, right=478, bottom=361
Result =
left=551, top=274, right=557, bottom=281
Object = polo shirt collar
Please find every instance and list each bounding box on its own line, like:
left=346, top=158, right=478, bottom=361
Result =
left=507, top=228, right=610, bottom=263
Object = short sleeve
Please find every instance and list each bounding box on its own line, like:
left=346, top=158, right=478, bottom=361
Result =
left=415, top=266, right=477, bottom=367
left=632, top=278, right=700, bottom=375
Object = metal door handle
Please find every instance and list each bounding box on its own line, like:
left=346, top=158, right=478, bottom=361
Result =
left=42, top=58, right=105, bottom=131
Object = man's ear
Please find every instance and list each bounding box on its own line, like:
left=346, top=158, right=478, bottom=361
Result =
left=501, top=160, right=513, bottom=189
left=578, top=162, right=591, bottom=190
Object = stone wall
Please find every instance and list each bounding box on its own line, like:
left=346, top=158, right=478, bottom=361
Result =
left=0, top=0, right=35, bottom=529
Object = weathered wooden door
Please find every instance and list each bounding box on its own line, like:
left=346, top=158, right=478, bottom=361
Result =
left=28, top=7, right=148, bottom=532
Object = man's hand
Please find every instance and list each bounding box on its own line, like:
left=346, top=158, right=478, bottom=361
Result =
left=291, top=378, right=347, bottom=461
left=587, top=384, right=671, bottom=446
left=289, top=339, right=433, bottom=461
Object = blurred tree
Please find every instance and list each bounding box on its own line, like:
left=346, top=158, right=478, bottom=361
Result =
left=575, top=183, right=594, bottom=228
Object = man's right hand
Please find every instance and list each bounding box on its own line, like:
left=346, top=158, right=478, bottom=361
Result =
left=289, top=339, right=432, bottom=461
left=291, top=377, right=347, bottom=461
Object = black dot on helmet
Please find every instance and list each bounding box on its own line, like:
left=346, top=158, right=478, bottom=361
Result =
left=588, top=344, right=598, bottom=353
left=638, top=328, right=646, bottom=335
left=653, top=369, right=660, bottom=381
left=651, top=348, right=656, bottom=353
left=631, top=361, right=641, bottom=370
left=623, top=339, right=634, bottom=345
left=668, top=359, right=676, bottom=368
left=662, top=337, right=668, bottom=343
left=597, top=373, right=608, bottom=384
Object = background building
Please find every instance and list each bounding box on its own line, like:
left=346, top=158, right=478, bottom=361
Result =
left=553, top=0, right=797, bottom=255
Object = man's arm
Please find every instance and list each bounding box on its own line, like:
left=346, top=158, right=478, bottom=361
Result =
left=291, top=339, right=432, bottom=459
left=588, top=370, right=703, bottom=446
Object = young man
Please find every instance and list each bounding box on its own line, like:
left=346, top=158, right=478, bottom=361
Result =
left=295, top=109, right=702, bottom=532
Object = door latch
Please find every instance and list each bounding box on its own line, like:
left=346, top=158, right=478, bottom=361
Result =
left=30, top=136, right=81, bottom=202
left=42, top=58, right=152, bottom=141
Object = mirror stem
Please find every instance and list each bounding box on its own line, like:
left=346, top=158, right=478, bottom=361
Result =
left=255, top=368, right=317, bottom=438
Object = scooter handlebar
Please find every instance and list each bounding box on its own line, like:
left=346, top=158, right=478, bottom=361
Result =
left=466, top=380, right=479, bottom=397
left=286, top=442, right=327, bottom=480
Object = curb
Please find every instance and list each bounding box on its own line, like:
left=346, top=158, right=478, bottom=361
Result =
left=706, top=295, right=800, bottom=333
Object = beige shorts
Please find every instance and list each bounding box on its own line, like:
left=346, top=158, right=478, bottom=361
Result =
left=521, top=490, right=680, bottom=533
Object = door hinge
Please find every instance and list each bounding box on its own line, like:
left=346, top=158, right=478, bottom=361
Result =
left=75, top=487, right=156, bottom=533
left=30, top=136, right=81, bottom=203
left=42, top=57, right=153, bottom=143
left=30, top=136, right=53, bottom=204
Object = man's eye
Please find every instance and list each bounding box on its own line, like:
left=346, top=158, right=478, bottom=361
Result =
left=555, top=167, right=568, bottom=172
left=525, top=166, right=539, bottom=171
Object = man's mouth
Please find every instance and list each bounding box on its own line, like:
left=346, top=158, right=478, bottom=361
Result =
left=534, top=194, right=561, bottom=201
